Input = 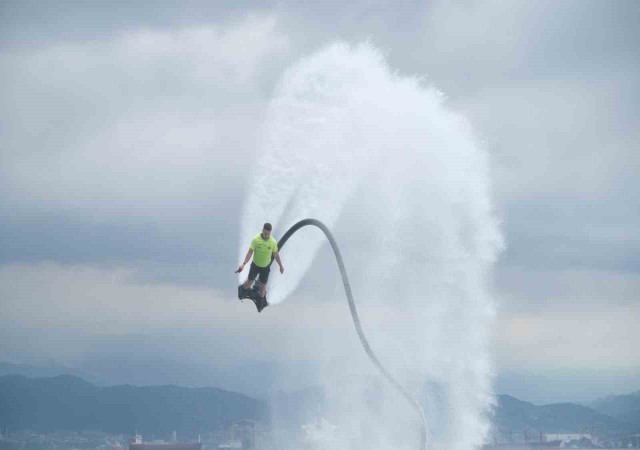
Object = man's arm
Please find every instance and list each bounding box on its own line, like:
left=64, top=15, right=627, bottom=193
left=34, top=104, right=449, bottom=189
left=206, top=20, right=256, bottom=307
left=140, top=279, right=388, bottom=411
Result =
left=237, top=249, right=253, bottom=272
left=274, top=251, right=284, bottom=274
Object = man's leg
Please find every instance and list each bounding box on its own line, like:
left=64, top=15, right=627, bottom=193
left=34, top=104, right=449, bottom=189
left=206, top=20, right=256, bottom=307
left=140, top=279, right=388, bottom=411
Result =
left=258, top=266, right=270, bottom=299
left=245, top=263, right=258, bottom=289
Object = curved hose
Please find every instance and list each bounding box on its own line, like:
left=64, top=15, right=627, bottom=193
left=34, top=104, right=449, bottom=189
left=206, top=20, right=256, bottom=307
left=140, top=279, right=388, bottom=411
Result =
left=275, top=218, right=427, bottom=450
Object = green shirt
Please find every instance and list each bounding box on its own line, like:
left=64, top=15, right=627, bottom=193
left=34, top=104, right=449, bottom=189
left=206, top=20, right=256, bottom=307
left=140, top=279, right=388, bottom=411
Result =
left=250, top=233, right=278, bottom=268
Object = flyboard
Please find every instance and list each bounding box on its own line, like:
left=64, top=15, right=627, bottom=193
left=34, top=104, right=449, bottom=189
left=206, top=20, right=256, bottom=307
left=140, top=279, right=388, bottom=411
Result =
left=235, top=269, right=269, bottom=313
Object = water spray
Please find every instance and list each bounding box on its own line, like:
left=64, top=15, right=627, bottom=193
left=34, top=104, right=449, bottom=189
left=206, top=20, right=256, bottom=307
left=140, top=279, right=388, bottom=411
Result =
left=240, top=42, right=500, bottom=449
left=276, top=218, right=427, bottom=450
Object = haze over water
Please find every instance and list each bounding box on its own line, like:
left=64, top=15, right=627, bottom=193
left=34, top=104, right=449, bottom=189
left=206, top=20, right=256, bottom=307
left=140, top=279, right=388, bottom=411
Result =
left=240, top=42, right=503, bottom=450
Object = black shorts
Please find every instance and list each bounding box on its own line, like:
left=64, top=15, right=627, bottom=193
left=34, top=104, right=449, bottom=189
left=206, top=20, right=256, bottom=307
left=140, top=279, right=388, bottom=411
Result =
left=248, top=262, right=271, bottom=284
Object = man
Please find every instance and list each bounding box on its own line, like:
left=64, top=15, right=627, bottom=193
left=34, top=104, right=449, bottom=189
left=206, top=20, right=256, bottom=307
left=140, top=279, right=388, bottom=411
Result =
left=237, top=223, right=284, bottom=302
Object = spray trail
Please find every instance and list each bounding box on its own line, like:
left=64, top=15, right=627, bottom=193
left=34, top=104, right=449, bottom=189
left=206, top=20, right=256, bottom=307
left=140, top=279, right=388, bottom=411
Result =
left=239, top=42, right=502, bottom=450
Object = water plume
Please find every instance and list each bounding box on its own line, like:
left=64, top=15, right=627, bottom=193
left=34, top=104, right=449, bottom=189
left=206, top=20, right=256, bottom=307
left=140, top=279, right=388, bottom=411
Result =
left=239, top=42, right=502, bottom=450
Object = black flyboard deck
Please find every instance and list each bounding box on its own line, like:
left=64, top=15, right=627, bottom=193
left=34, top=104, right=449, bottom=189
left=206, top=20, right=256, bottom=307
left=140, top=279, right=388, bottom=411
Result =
left=237, top=276, right=269, bottom=313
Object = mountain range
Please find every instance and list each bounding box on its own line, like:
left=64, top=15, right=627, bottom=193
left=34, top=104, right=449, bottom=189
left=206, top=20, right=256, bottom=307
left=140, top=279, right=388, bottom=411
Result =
left=495, top=394, right=636, bottom=434
left=1, top=374, right=639, bottom=436
left=0, top=374, right=265, bottom=434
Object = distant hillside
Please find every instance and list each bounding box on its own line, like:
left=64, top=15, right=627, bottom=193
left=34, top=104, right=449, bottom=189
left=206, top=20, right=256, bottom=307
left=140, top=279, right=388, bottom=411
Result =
left=495, top=394, right=630, bottom=434
left=0, top=361, right=97, bottom=382
left=0, top=375, right=267, bottom=434
left=590, top=391, right=640, bottom=431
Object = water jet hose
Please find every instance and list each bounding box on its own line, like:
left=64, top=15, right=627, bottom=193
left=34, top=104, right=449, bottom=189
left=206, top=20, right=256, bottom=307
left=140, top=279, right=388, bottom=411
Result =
left=274, top=218, right=427, bottom=450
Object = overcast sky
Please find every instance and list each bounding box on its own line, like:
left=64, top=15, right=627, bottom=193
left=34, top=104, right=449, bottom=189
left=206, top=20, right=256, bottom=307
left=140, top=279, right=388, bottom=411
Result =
left=1, top=0, right=639, bottom=405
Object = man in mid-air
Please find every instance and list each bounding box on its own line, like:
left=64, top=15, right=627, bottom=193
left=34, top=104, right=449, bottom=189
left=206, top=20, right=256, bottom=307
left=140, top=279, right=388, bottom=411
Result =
left=237, top=223, right=284, bottom=306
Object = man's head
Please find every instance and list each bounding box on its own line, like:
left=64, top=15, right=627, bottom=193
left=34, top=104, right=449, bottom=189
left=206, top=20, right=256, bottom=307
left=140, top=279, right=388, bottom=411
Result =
left=261, top=222, right=272, bottom=240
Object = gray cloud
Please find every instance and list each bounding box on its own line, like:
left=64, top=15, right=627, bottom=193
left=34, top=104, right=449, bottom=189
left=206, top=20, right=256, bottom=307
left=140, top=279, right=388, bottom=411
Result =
left=2, top=2, right=638, bottom=277
left=0, top=14, right=289, bottom=285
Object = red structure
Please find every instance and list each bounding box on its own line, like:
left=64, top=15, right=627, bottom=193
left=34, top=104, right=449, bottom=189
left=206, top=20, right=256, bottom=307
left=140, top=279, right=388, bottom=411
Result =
left=129, top=434, right=202, bottom=450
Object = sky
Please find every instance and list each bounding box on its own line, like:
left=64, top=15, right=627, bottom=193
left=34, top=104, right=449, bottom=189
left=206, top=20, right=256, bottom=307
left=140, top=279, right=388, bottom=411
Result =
left=1, top=0, right=639, bottom=405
